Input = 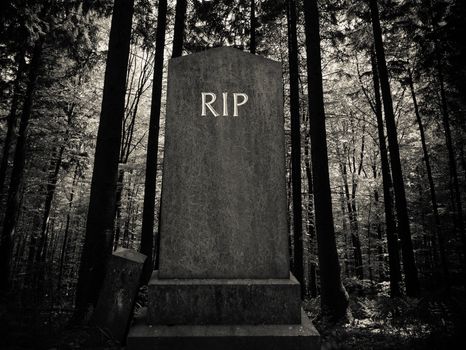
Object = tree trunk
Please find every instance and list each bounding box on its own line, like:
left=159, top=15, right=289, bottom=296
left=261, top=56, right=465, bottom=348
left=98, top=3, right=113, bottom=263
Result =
left=36, top=119, right=71, bottom=265
left=366, top=200, right=374, bottom=284
left=0, top=40, right=43, bottom=293
left=113, top=169, right=125, bottom=251
left=286, top=0, right=304, bottom=297
left=58, top=165, right=79, bottom=289
left=0, top=48, right=26, bottom=203
left=172, top=0, right=187, bottom=58
left=407, top=69, right=449, bottom=286
left=369, top=0, right=420, bottom=297
left=372, top=159, right=386, bottom=281
left=304, top=133, right=317, bottom=298
left=303, top=0, right=348, bottom=321
left=250, top=0, right=256, bottom=54
left=437, top=54, right=466, bottom=275
left=74, top=0, right=134, bottom=321
left=341, top=153, right=364, bottom=280
left=140, top=0, right=167, bottom=283
left=340, top=187, right=351, bottom=277
left=370, top=50, right=401, bottom=297
left=428, top=0, right=466, bottom=279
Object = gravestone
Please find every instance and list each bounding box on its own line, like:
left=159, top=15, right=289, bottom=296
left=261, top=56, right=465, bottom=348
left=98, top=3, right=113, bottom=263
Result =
left=92, top=248, right=146, bottom=344
left=127, top=47, right=320, bottom=349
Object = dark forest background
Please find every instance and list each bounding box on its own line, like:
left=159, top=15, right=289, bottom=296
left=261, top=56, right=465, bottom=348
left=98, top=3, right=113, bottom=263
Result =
left=0, top=0, right=465, bottom=349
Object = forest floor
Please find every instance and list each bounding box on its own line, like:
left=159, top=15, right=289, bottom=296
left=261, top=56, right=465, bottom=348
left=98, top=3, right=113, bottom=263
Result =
left=1, top=280, right=465, bottom=349
left=305, top=279, right=466, bottom=349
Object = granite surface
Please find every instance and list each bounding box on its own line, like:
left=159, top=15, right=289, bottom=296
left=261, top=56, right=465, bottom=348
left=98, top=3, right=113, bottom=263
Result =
left=159, top=47, right=289, bottom=279
left=91, top=249, right=146, bottom=343
left=147, top=271, right=301, bottom=325
left=127, top=309, right=320, bottom=350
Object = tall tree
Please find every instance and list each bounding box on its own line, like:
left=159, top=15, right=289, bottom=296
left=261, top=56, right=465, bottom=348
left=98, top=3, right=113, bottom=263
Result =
left=34, top=108, right=74, bottom=266
left=427, top=0, right=466, bottom=274
left=303, top=0, right=349, bottom=321
left=74, top=0, right=134, bottom=320
left=0, top=39, right=43, bottom=293
left=113, top=45, right=154, bottom=251
left=172, top=0, right=187, bottom=58
left=0, top=47, right=26, bottom=203
left=304, top=133, right=317, bottom=298
left=371, top=51, right=401, bottom=297
left=406, top=68, right=449, bottom=285
left=286, top=0, right=304, bottom=297
left=58, top=164, right=80, bottom=289
left=369, top=0, right=420, bottom=297
left=140, top=0, right=168, bottom=283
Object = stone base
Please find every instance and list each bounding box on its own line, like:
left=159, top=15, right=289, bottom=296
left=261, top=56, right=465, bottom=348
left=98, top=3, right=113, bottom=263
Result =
left=127, top=309, right=320, bottom=350
left=148, top=271, right=301, bottom=325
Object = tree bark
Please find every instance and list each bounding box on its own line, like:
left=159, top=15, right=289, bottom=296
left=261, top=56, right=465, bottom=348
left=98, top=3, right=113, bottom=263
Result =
left=250, top=0, right=256, bottom=54
left=286, top=0, right=304, bottom=297
left=304, top=133, right=317, bottom=297
left=303, top=0, right=348, bottom=321
left=140, top=0, right=168, bottom=284
left=172, top=0, right=187, bottom=58
left=0, top=40, right=43, bottom=293
left=112, top=169, right=125, bottom=251
left=74, top=0, right=134, bottom=321
left=370, top=50, right=401, bottom=297
left=369, top=0, right=420, bottom=296
left=372, top=158, right=386, bottom=281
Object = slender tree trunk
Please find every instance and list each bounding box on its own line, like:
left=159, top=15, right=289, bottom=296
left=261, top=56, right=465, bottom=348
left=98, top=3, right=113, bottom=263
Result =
left=250, top=0, right=256, bottom=54
left=140, top=0, right=167, bottom=283
left=304, top=134, right=317, bottom=297
left=36, top=125, right=70, bottom=265
left=172, top=0, right=187, bottom=58
left=113, top=169, right=125, bottom=251
left=367, top=200, right=374, bottom=284
left=114, top=46, right=152, bottom=252
left=340, top=187, right=351, bottom=277
left=436, top=54, right=466, bottom=274
left=0, top=49, right=26, bottom=203
left=369, top=0, right=420, bottom=296
left=0, top=40, right=43, bottom=293
left=407, top=70, right=449, bottom=286
left=303, top=0, right=348, bottom=321
left=58, top=165, right=79, bottom=288
left=341, top=154, right=364, bottom=280
left=286, top=163, right=294, bottom=271
left=371, top=51, right=401, bottom=296
left=286, top=0, right=304, bottom=297
left=372, top=160, right=386, bottom=281
left=428, top=0, right=466, bottom=278
left=74, top=0, right=134, bottom=321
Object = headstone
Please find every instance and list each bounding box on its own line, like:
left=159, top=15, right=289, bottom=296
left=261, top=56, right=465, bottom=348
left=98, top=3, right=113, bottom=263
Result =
left=91, top=248, right=146, bottom=344
left=127, top=47, right=319, bottom=350
left=158, top=47, right=289, bottom=279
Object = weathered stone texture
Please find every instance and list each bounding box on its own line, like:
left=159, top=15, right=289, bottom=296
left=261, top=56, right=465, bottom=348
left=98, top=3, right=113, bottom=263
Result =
left=147, top=271, right=301, bottom=325
left=158, top=47, right=289, bottom=279
left=128, top=309, right=320, bottom=350
left=91, top=248, right=146, bottom=344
